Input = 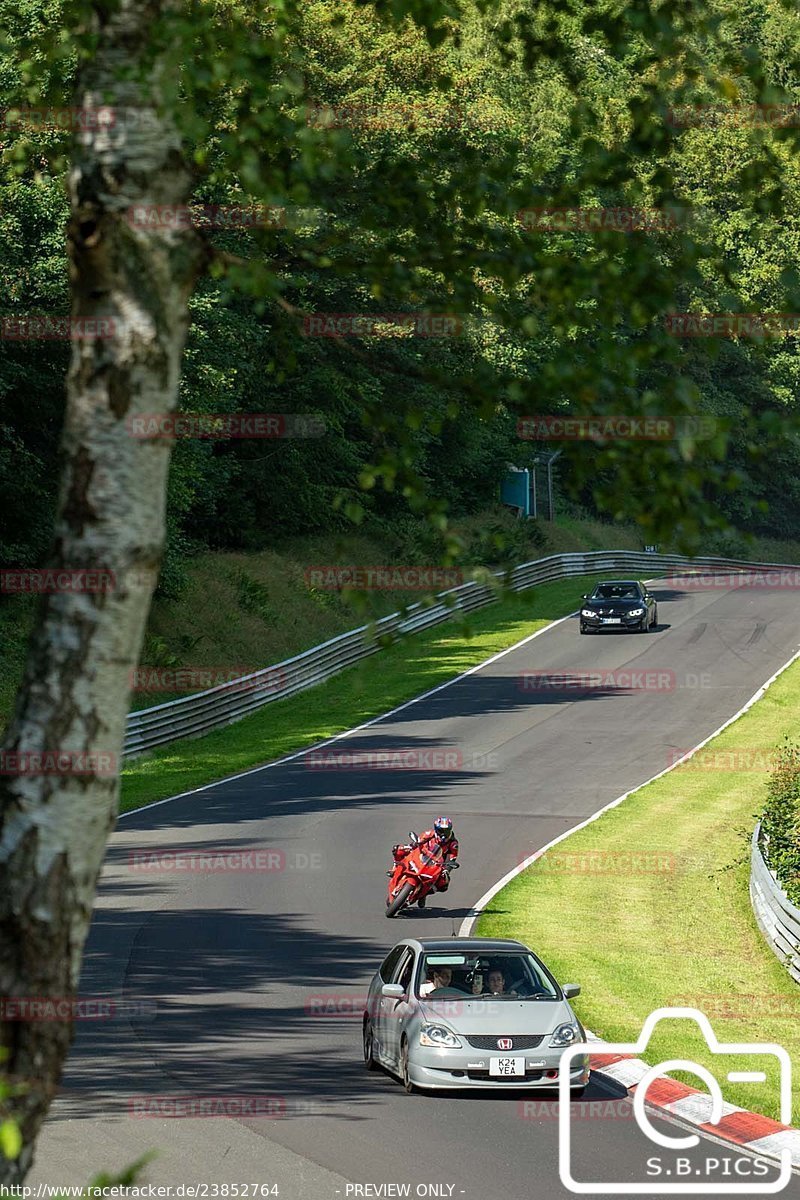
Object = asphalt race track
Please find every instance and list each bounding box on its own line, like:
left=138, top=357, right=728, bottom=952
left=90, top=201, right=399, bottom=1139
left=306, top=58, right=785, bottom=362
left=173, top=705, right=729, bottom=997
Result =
left=31, top=578, right=800, bottom=1199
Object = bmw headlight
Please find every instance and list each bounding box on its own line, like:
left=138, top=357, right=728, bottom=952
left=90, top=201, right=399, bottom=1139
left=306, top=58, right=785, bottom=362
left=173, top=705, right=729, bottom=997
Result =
left=628, top=607, right=645, bottom=617
left=420, top=1024, right=462, bottom=1049
left=549, top=1022, right=582, bottom=1048
left=581, top=609, right=597, bottom=618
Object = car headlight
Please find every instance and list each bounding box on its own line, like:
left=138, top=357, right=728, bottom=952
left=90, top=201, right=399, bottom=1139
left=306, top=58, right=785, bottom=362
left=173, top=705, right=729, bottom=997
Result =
left=581, top=609, right=598, bottom=618
left=549, top=1022, right=582, bottom=1048
left=419, top=1024, right=462, bottom=1049
left=628, top=607, right=645, bottom=617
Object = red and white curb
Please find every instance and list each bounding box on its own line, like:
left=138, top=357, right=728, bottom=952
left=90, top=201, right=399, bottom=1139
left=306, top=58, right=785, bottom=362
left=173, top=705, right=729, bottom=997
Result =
left=587, top=1033, right=800, bottom=1169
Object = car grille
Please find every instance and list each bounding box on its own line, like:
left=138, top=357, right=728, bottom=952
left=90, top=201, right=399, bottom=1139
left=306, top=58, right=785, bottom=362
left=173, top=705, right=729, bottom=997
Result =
left=465, top=1034, right=545, bottom=1050
left=599, top=608, right=632, bottom=617
left=466, top=1069, right=544, bottom=1083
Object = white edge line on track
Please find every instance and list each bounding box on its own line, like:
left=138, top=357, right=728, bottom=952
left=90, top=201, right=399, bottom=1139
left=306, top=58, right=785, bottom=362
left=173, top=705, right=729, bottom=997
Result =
left=458, top=641, right=800, bottom=935
left=118, top=607, right=580, bottom=820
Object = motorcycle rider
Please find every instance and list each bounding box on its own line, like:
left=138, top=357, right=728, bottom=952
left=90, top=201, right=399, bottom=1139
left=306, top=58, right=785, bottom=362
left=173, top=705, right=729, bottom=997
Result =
left=388, top=816, right=460, bottom=908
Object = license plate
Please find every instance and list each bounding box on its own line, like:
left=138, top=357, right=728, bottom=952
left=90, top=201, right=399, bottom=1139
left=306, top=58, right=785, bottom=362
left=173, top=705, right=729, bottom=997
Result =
left=602, top=617, right=621, bottom=624
left=489, top=1057, right=525, bottom=1077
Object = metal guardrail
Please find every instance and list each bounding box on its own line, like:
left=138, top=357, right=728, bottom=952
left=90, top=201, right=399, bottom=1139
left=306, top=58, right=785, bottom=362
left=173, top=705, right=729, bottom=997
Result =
left=124, top=549, right=800, bottom=758
left=750, top=823, right=800, bottom=985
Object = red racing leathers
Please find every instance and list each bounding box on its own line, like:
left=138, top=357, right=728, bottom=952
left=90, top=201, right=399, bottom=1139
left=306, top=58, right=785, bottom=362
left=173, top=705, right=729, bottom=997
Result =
left=391, top=829, right=459, bottom=890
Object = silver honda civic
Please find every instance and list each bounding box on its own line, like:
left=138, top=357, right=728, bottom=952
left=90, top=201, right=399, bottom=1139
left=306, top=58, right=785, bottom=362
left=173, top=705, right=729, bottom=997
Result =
left=362, top=936, right=590, bottom=1093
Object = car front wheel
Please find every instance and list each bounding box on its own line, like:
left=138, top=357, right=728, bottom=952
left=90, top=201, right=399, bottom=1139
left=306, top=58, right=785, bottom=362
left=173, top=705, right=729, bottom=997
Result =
left=401, top=1039, right=416, bottom=1094
left=363, top=1018, right=378, bottom=1071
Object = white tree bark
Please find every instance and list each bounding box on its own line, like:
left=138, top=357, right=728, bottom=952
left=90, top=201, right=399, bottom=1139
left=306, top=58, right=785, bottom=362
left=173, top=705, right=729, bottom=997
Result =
left=0, top=0, right=203, bottom=1180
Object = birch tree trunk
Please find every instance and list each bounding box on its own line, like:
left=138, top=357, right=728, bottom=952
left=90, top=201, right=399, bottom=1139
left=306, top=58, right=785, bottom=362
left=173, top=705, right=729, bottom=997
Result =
left=0, top=0, right=203, bottom=1181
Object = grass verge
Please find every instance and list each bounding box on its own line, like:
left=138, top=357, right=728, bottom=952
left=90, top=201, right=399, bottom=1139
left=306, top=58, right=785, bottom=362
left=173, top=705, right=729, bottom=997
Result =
left=120, top=572, right=604, bottom=813
left=477, top=651, right=800, bottom=1125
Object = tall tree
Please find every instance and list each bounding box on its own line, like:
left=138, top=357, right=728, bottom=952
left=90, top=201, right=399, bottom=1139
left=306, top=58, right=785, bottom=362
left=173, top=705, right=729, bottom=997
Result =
left=1, top=0, right=799, bottom=1181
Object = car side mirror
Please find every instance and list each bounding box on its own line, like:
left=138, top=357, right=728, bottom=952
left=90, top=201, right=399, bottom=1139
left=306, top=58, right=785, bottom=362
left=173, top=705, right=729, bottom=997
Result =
left=382, top=983, right=405, bottom=999
left=581, top=594, right=588, bottom=601
left=562, top=983, right=581, bottom=999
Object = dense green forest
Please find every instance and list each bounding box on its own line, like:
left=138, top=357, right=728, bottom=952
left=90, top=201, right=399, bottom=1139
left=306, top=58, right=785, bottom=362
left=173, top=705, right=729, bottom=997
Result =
left=2, top=0, right=800, bottom=596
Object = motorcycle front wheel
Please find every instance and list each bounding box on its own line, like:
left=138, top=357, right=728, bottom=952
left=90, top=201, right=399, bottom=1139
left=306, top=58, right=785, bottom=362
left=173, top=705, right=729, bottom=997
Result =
left=386, top=882, right=415, bottom=918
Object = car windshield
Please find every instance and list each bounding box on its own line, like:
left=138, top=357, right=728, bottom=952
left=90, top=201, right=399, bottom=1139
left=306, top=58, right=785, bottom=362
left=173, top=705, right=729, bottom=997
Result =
left=590, top=583, right=640, bottom=600
left=415, top=951, right=560, bottom=1000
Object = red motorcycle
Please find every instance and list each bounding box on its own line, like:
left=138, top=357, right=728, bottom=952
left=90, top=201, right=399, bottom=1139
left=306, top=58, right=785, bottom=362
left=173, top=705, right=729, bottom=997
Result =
left=385, top=832, right=458, bottom=918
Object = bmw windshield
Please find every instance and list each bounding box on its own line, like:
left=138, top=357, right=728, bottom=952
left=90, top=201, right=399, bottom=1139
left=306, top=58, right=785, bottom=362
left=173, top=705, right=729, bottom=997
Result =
left=589, top=583, right=641, bottom=600
left=415, top=951, right=560, bottom=1000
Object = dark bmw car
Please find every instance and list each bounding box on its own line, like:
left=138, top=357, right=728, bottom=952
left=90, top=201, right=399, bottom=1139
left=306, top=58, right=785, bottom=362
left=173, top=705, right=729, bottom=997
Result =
left=579, top=579, right=658, bottom=634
